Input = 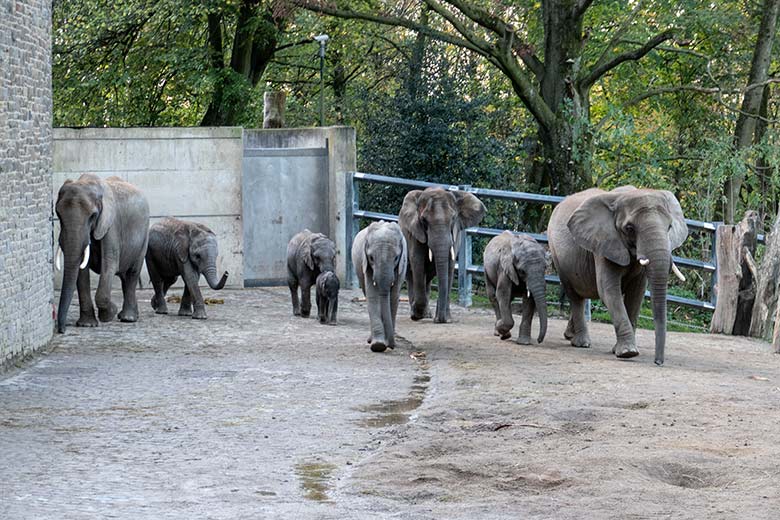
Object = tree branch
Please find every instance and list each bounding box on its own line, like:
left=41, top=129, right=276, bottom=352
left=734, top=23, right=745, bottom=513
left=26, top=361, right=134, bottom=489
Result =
left=573, top=0, right=596, bottom=20
left=422, top=0, right=493, bottom=56
left=581, top=29, right=675, bottom=89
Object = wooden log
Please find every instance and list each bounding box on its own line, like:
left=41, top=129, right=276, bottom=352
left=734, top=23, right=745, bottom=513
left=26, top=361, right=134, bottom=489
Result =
left=750, top=212, right=780, bottom=344
left=263, top=91, right=286, bottom=128
left=710, top=211, right=759, bottom=334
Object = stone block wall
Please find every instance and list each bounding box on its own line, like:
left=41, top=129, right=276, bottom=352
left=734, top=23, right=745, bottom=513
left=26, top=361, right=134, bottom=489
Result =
left=0, top=0, right=54, bottom=367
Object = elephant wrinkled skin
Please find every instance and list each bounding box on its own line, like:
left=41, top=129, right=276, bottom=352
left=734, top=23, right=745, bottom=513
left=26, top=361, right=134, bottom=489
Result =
left=399, top=187, right=485, bottom=324
left=55, top=174, right=150, bottom=333
left=547, top=186, right=688, bottom=365
left=483, top=231, right=548, bottom=345
left=316, top=271, right=340, bottom=325
left=146, top=217, right=228, bottom=320
left=287, top=229, right=337, bottom=318
left=352, top=221, right=407, bottom=352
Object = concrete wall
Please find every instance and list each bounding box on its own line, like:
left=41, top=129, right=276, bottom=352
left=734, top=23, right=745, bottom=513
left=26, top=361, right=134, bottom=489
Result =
left=0, top=0, right=54, bottom=367
left=53, top=127, right=244, bottom=289
left=243, top=127, right=356, bottom=286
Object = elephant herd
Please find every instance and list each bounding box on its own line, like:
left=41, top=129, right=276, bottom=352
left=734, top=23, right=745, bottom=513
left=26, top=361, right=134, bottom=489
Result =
left=55, top=174, right=689, bottom=366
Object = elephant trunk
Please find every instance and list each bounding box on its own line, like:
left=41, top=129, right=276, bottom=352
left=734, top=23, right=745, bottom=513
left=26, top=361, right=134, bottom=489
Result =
left=530, top=278, right=548, bottom=343
left=430, top=225, right=452, bottom=324
left=56, top=231, right=88, bottom=333
left=641, top=236, right=672, bottom=365
left=380, top=291, right=395, bottom=348
left=205, top=267, right=228, bottom=290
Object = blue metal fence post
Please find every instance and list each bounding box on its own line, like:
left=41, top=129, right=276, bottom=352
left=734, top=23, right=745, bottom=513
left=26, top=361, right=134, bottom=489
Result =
left=457, top=185, right=473, bottom=307
left=710, top=222, right=722, bottom=308
left=344, top=172, right=359, bottom=289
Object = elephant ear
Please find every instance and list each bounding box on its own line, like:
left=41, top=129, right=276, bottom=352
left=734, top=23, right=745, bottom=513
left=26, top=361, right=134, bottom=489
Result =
left=396, top=224, right=408, bottom=279
left=454, top=191, right=486, bottom=228
left=567, top=193, right=630, bottom=266
left=173, top=227, right=191, bottom=264
left=500, top=239, right=520, bottom=285
left=399, top=190, right=427, bottom=243
left=301, top=233, right=315, bottom=270
left=660, top=191, right=688, bottom=250
left=93, top=181, right=116, bottom=240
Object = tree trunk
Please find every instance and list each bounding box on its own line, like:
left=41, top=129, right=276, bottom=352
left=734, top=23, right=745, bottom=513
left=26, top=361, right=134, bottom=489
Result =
left=263, top=91, right=286, bottom=128
left=750, top=213, right=780, bottom=343
left=710, top=211, right=759, bottom=334
left=722, top=0, right=780, bottom=223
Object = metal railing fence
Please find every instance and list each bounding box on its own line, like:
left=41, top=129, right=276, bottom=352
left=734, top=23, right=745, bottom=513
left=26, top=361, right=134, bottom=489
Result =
left=344, top=171, right=763, bottom=312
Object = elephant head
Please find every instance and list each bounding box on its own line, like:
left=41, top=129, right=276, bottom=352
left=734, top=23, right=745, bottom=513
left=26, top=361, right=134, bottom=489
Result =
left=499, top=234, right=548, bottom=343
left=174, top=223, right=228, bottom=290
left=360, top=221, right=407, bottom=293
left=303, top=232, right=336, bottom=274
left=567, top=187, right=688, bottom=365
left=399, top=187, right=485, bottom=323
left=54, top=174, right=115, bottom=333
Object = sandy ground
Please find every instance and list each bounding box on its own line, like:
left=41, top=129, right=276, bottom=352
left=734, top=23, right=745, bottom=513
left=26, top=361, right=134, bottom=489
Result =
left=1, top=287, right=779, bottom=519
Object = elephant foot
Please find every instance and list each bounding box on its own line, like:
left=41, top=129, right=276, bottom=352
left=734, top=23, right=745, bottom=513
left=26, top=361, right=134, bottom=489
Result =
left=155, top=307, right=169, bottom=315
left=370, top=340, right=388, bottom=353
left=613, top=341, right=639, bottom=359
left=300, top=310, right=311, bottom=318
left=76, top=315, right=99, bottom=328
left=516, top=334, right=532, bottom=345
left=118, top=309, right=138, bottom=323
left=97, top=303, right=117, bottom=323
left=328, top=321, right=338, bottom=326
left=178, top=306, right=193, bottom=317
left=192, top=308, right=207, bottom=320
left=570, top=332, right=591, bottom=348
left=433, top=315, right=451, bottom=324
left=564, top=321, right=575, bottom=340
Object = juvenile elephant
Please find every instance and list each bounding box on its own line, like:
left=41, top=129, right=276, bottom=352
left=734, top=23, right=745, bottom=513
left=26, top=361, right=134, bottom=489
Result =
left=54, top=174, right=149, bottom=333
left=352, top=221, right=407, bottom=352
left=483, top=231, right=548, bottom=345
left=547, top=186, right=688, bottom=365
left=287, top=229, right=336, bottom=317
left=145, top=217, right=229, bottom=319
left=399, top=187, right=485, bottom=323
left=316, top=271, right=339, bottom=325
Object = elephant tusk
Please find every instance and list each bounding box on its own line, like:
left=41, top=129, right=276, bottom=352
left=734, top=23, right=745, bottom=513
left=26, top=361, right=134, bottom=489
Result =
left=639, top=258, right=650, bottom=266
left=428, top=249, right=433, bottom=262
left=671, top=261, right=686, bottom=282
left=79, top=244, right=90, bottom=270
left=450, top=246, right=455, bottom=261
left=55, top=246, right=62, bottom=271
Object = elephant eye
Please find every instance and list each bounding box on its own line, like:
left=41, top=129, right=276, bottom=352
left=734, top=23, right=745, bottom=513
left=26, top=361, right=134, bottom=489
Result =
left=624, top=223, right=635, bottom=234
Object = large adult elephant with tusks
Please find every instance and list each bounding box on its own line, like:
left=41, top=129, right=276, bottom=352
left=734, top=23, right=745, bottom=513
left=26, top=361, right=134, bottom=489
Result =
left=399, top=187, right=486, bottom=323
left=54, top=174, right=150, bottom=333
left=547, top=186, right=688, bottom=365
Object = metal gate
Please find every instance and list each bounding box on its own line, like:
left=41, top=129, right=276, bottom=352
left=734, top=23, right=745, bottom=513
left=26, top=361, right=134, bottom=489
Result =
left=242, top=147, right=329, bottom=286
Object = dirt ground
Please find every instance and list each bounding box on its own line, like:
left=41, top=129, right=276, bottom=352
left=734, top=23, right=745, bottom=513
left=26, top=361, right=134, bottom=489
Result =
left=1, top=287, right=779, bottom=519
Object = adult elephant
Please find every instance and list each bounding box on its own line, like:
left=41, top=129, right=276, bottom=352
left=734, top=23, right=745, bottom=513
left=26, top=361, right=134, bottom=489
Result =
left=483, top=231, right=548, bottom=345
left=399, top=187, right=485, bottom=323
left=54, top=174, right=150, bottom=333
left=547, top=186, right=688, bottom=365
left=146, top=217, right=229, bottom=319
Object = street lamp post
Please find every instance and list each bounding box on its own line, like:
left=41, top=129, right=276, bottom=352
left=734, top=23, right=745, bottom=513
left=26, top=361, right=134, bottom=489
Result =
left=314, top=34, right=329, bottom=127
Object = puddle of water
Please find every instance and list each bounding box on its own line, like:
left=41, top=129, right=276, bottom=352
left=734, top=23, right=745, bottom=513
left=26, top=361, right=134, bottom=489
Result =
left=357, top=374, right=430, bottom=428
left=294, top=462, right=336, bottom=501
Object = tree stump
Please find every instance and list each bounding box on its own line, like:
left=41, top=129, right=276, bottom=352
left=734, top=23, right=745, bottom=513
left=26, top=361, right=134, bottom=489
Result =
left=750, top=212, right=780, bottom=350
left=263, top=91, right=286, bottom=128
left=710, top=211, right=759, bottom=334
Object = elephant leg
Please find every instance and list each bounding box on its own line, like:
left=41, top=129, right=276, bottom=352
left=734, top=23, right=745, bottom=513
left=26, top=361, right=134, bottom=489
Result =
left=596, top=264, right=637, bottom=358
left=148, top=260, right=168, bottom=314
left=624, top=273, right=647, bottom=332
left=328, top=297, right=338, bottom=325
left=75, top=266, right=98, bottom=327
left=317, top=291, right=326, bottom=324
left=180, top=264, right=206, bottom=319
left=288, top=270, right=301, bottom=316
left=387, top=281, right=402, bottom=349
left=494, top=276, right=514, bottom=340
left=517, top=287, right=535, bottom=345
left=300, top=278, right=313, bottom=318
left=486, top=279, right=502, bottom=336
left=118, top=265, right=142, bottom=323
left=178, top=285, right=193, bottom=316
left=410, top=248, right=429, bottom=320
left=95, top=257, right=118, bottom=323
left=561, top=278, right=590, bottom=347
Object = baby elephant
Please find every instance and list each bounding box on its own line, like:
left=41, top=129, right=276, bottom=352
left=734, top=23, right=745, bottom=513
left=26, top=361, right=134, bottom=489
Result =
left=483, top=231, right=548, bottom=345
left=287, top=229, right=337, bottom=317
left=146, top=217, right=228, bottom=319
left=316, top=271, right=339, bottom=325
left=352, top=221, right=407, bottom=352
